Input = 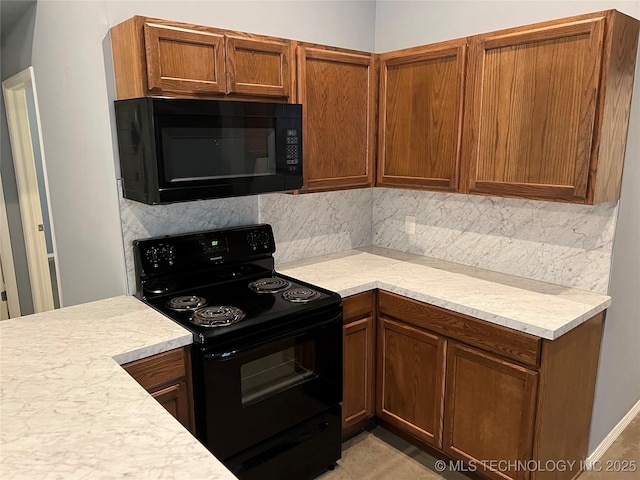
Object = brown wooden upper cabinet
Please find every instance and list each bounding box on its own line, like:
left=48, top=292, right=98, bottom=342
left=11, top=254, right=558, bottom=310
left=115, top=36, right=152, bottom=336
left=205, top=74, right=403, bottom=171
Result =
left=110, top=16, right=293, bottom=100
left=460, top=10, right=639, bottom=204
left=378, top=39, right=466, bottom=192
left=297, top=45, right=376, bottom=191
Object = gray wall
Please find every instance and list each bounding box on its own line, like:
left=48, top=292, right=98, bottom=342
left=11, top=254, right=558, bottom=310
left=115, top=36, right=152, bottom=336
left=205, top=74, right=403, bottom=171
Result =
left=375, top=0, right=640, bottom=454
left=1, top=1, right=37, bottom=315
left=27, top=0, right=376, bottom=307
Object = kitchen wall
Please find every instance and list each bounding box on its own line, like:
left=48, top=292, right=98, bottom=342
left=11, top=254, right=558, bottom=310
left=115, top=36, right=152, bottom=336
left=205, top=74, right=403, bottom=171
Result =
left=1, top=2, right=37, bottom=315
left=120, top=188, right=373, bottom=294
left=11, top=0, right=639, bottom=458
left=260, top=189, right=372, bottom=267
left=26, top=0, right=376, bottom=306
left=375, top=0, right=640, bottom=456
left=372, top=189, right=617, bottom=294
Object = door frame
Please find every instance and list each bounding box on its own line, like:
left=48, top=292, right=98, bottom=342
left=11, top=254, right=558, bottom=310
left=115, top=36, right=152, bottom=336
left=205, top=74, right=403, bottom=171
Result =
left=0, top=175, right=21, bottom=318
left=2, top=66, right=59, bottom=313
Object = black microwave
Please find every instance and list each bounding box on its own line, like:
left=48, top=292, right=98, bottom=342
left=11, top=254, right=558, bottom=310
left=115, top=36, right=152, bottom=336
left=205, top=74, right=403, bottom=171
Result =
left=114, top=97, right=302, bottom=204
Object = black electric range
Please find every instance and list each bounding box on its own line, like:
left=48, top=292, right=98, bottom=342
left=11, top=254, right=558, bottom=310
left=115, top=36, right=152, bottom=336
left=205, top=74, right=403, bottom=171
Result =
left=133, top=224, right=343, bottom=480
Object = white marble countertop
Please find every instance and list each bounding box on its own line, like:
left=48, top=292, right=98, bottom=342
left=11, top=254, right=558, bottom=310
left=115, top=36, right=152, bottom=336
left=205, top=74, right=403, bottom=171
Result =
left=278, top=246, right=611, bottom=340
left=0, top=247, right=612, bottom=478
left=0, top=295, right=236, bottom=480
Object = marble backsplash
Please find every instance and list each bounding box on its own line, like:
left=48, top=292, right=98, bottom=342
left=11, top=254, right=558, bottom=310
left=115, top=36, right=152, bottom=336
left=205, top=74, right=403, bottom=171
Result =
left=120, top=195, right=258, bottom=294
left=372, top=188, right=618, bottom=294
left=119, top=188, right=373, bottom=294
left=118, top=185, right=616, bottom=296
left=259, top=189, right=373, bottom=266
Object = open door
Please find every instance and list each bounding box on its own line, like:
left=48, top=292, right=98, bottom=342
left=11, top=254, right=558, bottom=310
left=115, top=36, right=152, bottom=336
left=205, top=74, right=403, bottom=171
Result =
left=2, top=66, right=60, bottom=314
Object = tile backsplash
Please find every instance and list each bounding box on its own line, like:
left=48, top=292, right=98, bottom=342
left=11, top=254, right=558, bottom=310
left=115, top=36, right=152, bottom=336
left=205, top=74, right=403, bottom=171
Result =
left=372, top=188, right=617, bottom=294
left=119, top=186, right=617, bottom=295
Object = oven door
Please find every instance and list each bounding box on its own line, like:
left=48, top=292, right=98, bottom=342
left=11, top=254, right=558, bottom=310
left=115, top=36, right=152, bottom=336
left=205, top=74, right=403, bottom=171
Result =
left=197, top=311, right=342, bottom=460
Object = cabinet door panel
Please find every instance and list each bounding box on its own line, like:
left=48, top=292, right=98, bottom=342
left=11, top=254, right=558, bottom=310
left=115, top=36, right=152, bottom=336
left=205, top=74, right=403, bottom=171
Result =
left=152, top=382, right=193, bottom=432
left=298, top=46, right=376, bottom=191
left=378, top=40, right=466, bottom=191
left=463, top=18, right=605, bottom=202
left=143, top=22, right=226, bottom=96
left=226, top=37, right=291, bottom=98
left=443, top=342, right=538, bottom=480
left=377, top=316, right=446, bottom=448
left=343, top=315, right=375, bottom=429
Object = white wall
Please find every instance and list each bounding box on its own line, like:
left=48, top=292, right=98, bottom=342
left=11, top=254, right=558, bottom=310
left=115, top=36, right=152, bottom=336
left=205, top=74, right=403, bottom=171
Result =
left=28, top=0, right=376, bottom=307
left=375, top=0, right=640, bottom=454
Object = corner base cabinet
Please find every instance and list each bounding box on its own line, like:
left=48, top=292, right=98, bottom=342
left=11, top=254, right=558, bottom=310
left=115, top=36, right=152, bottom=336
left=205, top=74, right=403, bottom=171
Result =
left=122, top=346, right=195, bottom=434
left=377, top=291, right=604, bottom=480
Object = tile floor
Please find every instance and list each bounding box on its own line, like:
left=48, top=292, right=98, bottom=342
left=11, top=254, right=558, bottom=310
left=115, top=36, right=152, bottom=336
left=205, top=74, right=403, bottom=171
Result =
left=320, top=413, right=640, bottom=480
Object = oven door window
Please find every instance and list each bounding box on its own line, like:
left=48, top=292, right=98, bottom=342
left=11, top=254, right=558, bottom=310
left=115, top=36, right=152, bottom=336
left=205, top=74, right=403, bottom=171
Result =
left=241, top=343, right=318, bottom=407
left=158, top=116, right=277, bottom=184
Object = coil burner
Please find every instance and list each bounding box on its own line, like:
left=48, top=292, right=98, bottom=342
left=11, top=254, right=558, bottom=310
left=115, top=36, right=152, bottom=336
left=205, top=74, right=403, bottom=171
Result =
left=190, top=306, right=246, bottom=327
left=248, top=278, right=292, bottom=294
left=282, top=288, right=321, bottom=303
left=166, top=295, right=208, bottom=311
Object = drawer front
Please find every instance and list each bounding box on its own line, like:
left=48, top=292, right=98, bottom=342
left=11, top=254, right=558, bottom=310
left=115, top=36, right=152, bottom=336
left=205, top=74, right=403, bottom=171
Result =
left=343, top=291, right=375, bottom=323
left=378, top=291, right=540, bottom=368
left=123, top=347, right=187, bottom=392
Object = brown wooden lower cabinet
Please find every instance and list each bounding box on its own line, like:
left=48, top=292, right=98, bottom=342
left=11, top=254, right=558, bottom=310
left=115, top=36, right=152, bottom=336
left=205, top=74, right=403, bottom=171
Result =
left=443, top=342, right=538, bottom=480
left=122, top=346, right=195, bottom=434
left=339, top=290, right=605, bottom=480
left=376, top=316, right=446, bottom=448
left=342, top=292, right=376, bottom=433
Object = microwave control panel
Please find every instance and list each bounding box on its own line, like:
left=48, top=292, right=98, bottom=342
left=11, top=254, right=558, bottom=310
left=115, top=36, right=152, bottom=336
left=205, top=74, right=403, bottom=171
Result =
left=285, top=129, right=300, bottom=172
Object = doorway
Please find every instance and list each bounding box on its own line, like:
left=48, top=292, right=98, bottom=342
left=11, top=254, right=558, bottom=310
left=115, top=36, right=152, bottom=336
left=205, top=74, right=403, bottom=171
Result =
left=2, top=66, right=60, bottom=316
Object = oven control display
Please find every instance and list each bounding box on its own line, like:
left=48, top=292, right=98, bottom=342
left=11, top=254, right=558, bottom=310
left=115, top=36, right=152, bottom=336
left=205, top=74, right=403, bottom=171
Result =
left=201, top=238, right=227, bottom=254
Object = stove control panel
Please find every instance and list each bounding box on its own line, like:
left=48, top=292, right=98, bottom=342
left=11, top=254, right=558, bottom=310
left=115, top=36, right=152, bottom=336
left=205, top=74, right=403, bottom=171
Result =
left=134, top=224, right=276, bottom=275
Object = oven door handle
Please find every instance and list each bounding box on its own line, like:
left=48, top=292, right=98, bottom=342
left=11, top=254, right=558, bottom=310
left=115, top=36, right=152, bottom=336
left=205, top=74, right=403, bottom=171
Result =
left=203, top=311, right=341, bottom=360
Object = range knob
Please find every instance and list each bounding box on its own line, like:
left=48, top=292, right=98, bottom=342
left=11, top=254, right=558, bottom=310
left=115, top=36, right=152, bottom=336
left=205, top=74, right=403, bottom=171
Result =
left=247, top=232, right=259, bottom=250
left=145, top=246, right=161, bottom=268
left=163, top=245, right=176, bottom=266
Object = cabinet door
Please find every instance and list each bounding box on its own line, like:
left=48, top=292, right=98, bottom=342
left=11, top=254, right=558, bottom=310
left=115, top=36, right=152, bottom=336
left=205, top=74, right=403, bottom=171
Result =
left=376, top=316, right=446, bottom=448
left=377, top=39, right=466, bottom=191
left=143, top=21, right=226, bottom=96
left=343, top=315, right=375, bottom=430
left=122, top=347, right=196, bottom=435
left=462, top=18, right=605, bottom=202
left=226, top=36, right=292, bottom=98
left=152, top=381, right=194, bottom=433
left=443, top=342, right=538, bottom=480
left=297, top=46, right=376, bottom=191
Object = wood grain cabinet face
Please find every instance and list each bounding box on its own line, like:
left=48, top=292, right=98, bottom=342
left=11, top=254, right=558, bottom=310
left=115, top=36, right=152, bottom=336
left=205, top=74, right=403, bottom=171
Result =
left=461, top=11, right=640, bottom=204
left=297, top=46, right=376, bottom=191
left=343, top=315, right=375, bottom=428
left=226, top=36, right=291, bottom=98
left=111, top=16, right=293, bottom=101
left=443, top=342, right=538, bottom=480
left=122, top=347, right=195, bottom=434
left=376, top=316, right=446, bottom=448
left=143, top=22, right=227, bottom=96
left=342, top=292, right=375, bottom=432
left=377, top=40, right=466, bottom=192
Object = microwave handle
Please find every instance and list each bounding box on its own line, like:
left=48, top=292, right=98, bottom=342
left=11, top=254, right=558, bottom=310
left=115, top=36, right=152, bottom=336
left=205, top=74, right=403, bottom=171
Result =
left=204, top=311, right=341, bottom=361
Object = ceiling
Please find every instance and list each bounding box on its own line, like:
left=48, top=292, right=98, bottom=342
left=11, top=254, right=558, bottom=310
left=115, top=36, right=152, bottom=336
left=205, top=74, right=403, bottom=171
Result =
left=1, top=0, right=36, bottom=42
